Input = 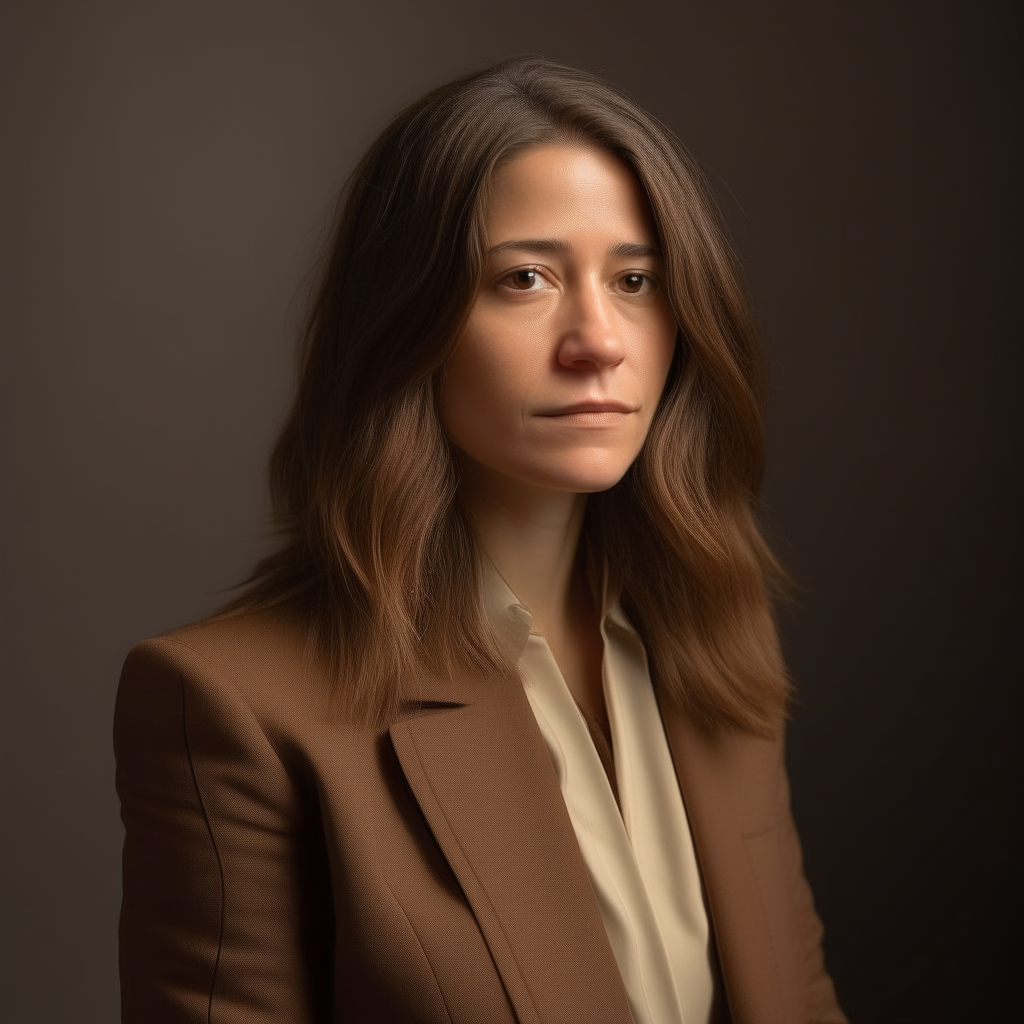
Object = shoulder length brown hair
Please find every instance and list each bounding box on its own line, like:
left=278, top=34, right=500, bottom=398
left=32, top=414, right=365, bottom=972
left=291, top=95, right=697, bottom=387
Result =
left=230, top=55, right=791, bottom=735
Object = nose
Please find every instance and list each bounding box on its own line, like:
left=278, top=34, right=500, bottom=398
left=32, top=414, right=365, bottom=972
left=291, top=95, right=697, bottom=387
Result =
left=555, top=279, right=626, bottom=372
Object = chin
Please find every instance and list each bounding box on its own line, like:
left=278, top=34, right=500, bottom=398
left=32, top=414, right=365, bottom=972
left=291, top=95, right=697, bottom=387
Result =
left=525, top=456, right=634, bottom=494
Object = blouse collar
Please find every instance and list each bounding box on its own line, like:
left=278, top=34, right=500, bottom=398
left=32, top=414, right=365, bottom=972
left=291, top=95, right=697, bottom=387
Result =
left=480, top=552, right=639, bottom=658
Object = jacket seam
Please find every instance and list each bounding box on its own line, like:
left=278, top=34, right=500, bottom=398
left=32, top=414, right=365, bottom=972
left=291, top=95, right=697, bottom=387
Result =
left=741, top=818, right=784, bottom=843
left=158, top=636, right=292, bottom=770
left=176, top=664, right=227, bottom=1024
left=378, top=868, right=455, bottom=1023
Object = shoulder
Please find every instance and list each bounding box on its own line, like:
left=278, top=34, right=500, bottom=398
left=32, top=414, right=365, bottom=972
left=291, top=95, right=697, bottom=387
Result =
left=118, top=606, right=339, bottom=743
left=130, top=605, right=309, bottom=675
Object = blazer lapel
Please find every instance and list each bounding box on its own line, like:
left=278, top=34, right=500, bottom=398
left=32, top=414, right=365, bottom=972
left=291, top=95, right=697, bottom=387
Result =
left=389, top=668, right=633, bottom=1024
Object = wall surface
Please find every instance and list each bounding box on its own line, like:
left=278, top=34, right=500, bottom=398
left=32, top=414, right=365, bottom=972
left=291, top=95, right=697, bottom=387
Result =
left=1, top=2, right=1018, bottom=1021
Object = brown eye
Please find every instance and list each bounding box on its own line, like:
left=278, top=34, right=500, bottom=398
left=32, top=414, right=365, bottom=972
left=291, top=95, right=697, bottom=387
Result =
left=621, top=273, right=647, bottom=293
left=509, top=269, right=538, bottom=289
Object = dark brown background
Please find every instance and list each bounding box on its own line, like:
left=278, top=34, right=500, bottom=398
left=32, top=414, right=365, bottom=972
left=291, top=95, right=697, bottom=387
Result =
left=2, top=2, right=1018, bottom=1021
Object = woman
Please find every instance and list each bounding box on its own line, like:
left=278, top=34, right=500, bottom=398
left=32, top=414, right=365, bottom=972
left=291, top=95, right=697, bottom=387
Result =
left=115, top=56, right=847, bottom=1023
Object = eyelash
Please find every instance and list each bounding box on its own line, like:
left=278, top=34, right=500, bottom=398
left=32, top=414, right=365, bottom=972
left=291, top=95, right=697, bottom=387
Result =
left=498, top=267, right=657, bottom=295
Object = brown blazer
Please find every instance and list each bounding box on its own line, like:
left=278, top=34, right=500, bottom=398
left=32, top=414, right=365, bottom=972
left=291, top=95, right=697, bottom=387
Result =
left=115, top=608, right=847, bottom=1024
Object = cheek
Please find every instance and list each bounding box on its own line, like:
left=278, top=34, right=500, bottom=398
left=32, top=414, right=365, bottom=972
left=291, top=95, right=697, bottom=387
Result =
left=656, top=327, right=680, bottom=389
left=637, top=316, right=680, bottom=401
left=438, top=326, right=529, bottom=446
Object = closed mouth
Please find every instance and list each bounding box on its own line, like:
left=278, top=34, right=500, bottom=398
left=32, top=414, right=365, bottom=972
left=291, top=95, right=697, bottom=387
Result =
left=539, top=401, right=635, bottom=416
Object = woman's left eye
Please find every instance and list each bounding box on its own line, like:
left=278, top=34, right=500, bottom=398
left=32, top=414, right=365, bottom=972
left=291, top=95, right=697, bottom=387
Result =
left=620, top=272, right=652, bottom=294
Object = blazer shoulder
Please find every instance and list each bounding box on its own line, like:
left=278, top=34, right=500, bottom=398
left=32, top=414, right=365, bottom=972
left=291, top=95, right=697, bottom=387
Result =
left=150, top=604, right=307, bottom=659
left=121, top=605, right=334, bottom=721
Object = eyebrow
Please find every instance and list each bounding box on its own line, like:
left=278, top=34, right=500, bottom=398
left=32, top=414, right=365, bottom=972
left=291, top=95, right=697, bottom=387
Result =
left=486, top=238, right=661, bottom=259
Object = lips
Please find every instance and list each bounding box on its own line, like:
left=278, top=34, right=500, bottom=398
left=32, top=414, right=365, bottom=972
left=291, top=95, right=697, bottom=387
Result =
left=538, top=400, right=635, bottom=416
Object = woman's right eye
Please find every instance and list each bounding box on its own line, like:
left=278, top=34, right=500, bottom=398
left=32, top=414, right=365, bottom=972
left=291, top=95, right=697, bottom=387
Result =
left=502, top=268, right=544, bottom=291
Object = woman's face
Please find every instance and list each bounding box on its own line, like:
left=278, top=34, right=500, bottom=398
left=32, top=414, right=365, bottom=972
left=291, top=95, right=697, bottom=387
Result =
left=438, top=143, right=678, bottom=495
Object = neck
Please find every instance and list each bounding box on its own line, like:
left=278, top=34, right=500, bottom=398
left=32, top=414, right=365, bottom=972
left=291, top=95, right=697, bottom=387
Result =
left=457, top=457, right=587, bottom=636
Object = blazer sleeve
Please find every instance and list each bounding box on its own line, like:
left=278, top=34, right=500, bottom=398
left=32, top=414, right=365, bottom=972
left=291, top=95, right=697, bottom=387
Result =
left=750, top=730, right=848, bottom=1024
left=776, top=775, right=848, bottom=1024
left=114, top=637, right=333, bottom=1024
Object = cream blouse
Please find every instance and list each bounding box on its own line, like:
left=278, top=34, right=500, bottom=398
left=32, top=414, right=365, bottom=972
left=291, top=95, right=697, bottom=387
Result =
left=482, top=562, right=714, bottom=1024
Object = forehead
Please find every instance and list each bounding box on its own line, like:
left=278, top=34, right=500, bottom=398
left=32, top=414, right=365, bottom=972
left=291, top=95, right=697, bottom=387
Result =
left=482, top=144, right=657, bottom=247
